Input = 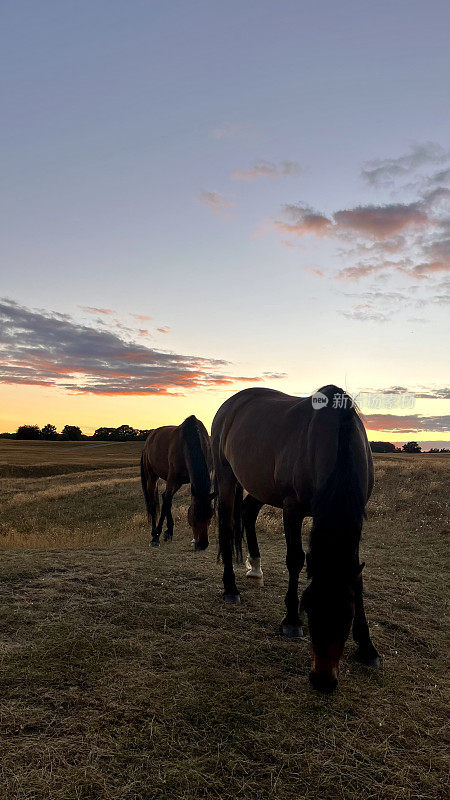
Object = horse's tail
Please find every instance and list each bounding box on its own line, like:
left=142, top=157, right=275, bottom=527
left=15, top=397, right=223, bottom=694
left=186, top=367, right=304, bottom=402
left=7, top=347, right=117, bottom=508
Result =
left=309, top=387, right=366, bottom=573
left=233, top=482, right=244, bottom=563
left=216, top=480, right=244, bottom=564
left=140, top=450, right=152, bottom=516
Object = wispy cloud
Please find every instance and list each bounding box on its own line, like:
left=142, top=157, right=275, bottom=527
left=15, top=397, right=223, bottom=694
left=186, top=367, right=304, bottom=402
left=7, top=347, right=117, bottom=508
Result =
left=361, top=142, right=449, bottom=187
left=82, top=306, right=116, bottom=316
left=0, top=299, right=281, bottom=396
left=130, top=313, right=152, bottom=322
left=340, top=309, right=390, bottom=323
left=199, top=190, right=234, bottom=217
left=231, top=160, right=300, bottom=181
left=274, top=203, right=332, bottom=237
left=157, top=326, right=170, bottom=334
left=363, top=413, right=450, bottom=433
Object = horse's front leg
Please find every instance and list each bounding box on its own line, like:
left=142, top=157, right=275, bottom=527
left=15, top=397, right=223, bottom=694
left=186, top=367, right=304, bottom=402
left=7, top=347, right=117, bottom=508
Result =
left=280, top=497, right=305, bottom=638
left=352, top=575, right=380, bottom=667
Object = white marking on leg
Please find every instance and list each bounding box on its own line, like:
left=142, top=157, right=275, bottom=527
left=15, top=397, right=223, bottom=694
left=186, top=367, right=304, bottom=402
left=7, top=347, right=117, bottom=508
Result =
left=245, top=555, right=263, bottom=581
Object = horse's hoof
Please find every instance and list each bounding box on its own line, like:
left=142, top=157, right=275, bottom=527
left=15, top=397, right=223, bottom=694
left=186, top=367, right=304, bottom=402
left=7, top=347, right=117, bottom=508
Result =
left=163, top=530, right=173, bottom=542
left=353, top=646, right=380, bottom=668
left=280, top=623, right=304, bottom=639
left=150, top=539, right=160, bottom=547
left=246, top=573, right=264, bottom=587
left=223, top=593, right=241, bottom=605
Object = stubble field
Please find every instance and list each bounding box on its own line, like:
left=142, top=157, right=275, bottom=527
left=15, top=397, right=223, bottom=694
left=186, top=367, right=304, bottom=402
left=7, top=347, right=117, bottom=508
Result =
left=0, top=440, right=448, bottom=800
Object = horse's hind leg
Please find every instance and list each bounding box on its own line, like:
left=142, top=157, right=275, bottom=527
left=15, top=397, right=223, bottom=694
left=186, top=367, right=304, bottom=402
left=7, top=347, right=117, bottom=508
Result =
left=217, top=466, right=240, bottom=604
left=280, top=497, right=305, bottom=638
left=352, top=576, right=380, bottom=667
left=145, top=473, right=160, bottom=547
left=243, top=494, right=264, bottom=585
left=155, top=476, right=181, bottom=543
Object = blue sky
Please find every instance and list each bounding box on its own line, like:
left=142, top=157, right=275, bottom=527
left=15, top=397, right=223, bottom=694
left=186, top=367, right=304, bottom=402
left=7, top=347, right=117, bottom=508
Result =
left=1, top=0, right=449, bottom=443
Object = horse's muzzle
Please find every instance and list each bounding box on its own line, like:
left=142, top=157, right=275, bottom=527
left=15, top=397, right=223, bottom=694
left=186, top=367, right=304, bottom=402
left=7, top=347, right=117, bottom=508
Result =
left=309, top=670, right=338, bottom=692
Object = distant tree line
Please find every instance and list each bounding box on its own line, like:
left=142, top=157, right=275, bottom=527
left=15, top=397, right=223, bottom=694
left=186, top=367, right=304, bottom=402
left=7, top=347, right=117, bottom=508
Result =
left=1, top=426, right=448, bottom=452
left=369, top=441, right=449, bottom=453
left=0, top=424, right=151, bottom=441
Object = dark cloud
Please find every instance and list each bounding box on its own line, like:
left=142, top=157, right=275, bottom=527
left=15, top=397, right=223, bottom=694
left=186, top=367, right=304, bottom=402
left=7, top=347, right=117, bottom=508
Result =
left=0, top=299, right=276, bottom=396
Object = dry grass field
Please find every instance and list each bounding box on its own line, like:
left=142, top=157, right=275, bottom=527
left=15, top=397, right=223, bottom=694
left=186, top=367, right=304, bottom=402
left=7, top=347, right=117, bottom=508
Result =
left=0, top=441, right=448, bottom=800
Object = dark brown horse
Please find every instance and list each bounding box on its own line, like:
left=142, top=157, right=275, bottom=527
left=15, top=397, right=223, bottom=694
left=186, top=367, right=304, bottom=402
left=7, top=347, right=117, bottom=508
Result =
left=211, top=385, right=379, bottom=691
left=141, top=415, right=214, bottom=550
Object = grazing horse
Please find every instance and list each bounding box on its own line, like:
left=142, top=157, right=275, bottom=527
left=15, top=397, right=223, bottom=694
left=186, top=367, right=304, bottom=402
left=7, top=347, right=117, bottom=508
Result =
left=211, top=385, right=379, bottom=691
left=140, top=415, right=214, bottom=550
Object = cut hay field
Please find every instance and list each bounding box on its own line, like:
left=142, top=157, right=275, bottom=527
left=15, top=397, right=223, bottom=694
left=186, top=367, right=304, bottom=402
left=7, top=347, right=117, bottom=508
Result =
left=0, top=442, right=448, bottom=800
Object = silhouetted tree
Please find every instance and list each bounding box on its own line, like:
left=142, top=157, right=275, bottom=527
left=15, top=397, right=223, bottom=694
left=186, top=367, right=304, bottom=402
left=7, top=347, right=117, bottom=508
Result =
left=114, top=424, right=137, bottom=441
left=137, top=429, right=152, bottom=441
left=61, top=425, right=82, bottom=441
left=16, top=425, right=41, bottom=440
left=402, top=441, right=422, bottom=453
left=42, top=423, right=58, bottom=440
left=370, top=441, right=396, bottom=453
left=93, top=427, right=115, bottom=440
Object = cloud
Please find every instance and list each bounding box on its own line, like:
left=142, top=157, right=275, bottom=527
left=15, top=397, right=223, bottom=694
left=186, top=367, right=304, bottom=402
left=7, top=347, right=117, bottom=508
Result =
left=82, top=307, right=115, bottom=315
left=157, top=326, right=170, bottom=334
left=130, top=313, right=152, bottom=322
left=340, top=309, right=390, bottom=323
left=262, top=371, right=288, bottom=379
left=333, top=202, right=429, bottom=240
left=361, top=142, right=449, bottom=187
left=274, top=203, right=332, bottom=237
left=363, top=414, right=450, bottom=433
left=0, top=299, right=273, bottom=396
left=199, top=190, right=234, bottom=217
left=231, top=160, right=300, bottom=181
left=366, top=386, right=450, bottom=400
left=271, top=144, right=450, bottom=285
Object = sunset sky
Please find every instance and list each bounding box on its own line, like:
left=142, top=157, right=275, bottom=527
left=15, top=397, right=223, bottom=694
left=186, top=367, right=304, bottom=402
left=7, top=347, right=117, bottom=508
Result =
left=1, top=1, right=449, bottom=447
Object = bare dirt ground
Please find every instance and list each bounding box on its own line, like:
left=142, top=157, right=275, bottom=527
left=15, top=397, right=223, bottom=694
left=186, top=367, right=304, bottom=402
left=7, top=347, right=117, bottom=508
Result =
left=0, top=442, right=448, bottom=799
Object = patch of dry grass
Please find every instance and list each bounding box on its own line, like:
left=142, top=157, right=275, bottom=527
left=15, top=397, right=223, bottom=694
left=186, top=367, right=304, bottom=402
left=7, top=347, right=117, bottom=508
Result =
left=0, top=446, right=448, bottom=799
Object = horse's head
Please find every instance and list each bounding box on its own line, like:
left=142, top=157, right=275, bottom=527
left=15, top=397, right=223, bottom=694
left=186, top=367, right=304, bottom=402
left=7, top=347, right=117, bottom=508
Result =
left=187, top=488, right=215, bottom=551
left=302, top=560, right=364, bottom=691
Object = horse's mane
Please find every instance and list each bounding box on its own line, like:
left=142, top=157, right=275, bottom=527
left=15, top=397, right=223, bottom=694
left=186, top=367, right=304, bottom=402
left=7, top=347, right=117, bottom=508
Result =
left=180, top=415, right=211, bottom=499
left=309, top=393, right=365, bottom=576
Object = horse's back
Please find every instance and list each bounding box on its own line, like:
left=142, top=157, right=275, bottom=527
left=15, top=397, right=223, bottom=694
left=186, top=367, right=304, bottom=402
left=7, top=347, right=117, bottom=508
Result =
left=212, top=387, right=311, bottom=505
left=211, top=385, right=372, bottom=508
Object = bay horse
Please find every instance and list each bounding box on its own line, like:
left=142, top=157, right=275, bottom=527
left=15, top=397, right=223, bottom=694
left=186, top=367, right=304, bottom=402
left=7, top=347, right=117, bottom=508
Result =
left=140, top=415, right=214, bottom=550
left=211, top=385, right=379, bottom=691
